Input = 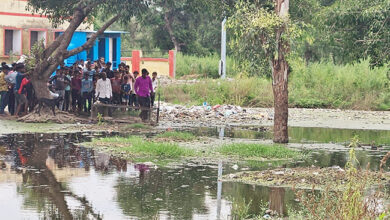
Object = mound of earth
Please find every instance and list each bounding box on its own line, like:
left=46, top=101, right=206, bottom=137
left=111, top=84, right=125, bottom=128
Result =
left=17, top=109, right=89, bottom=124
left=223, top=166, right=390, bottom=190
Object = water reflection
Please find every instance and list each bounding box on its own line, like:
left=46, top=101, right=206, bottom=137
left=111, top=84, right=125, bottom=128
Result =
left=1, top=131, right=388, bottom=219
left=0, top=133, right=238, bottom=219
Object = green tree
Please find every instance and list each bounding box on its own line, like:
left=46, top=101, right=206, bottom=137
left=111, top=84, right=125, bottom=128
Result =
left=228, top=0, right=301, bottom=143
left=136, top=0, right=225, bottom=55
left=26, top=0, right=148, bottom=100
left=319, top=0, right=390, bottom=67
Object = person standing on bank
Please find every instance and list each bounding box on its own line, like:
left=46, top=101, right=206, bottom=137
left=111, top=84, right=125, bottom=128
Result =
left=14, top=64, right=27, bottom=117
left=134, top=69, right=153, bottom=121
left=129, top=71, right=139, bottom=109
left=81, top=73, right=93, bottom=113
left=151, top=72, right=158, bottom=107
left=50, top=68, right=70, bottom=111
left=0, top=65, right=10, bottom=115
left=95, top=72, right=112, bottom=104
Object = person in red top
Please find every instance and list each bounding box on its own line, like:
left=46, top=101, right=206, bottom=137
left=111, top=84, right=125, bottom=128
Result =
left=18, top=73, right=30, bottom=115
left=111, top=71, right=122, bottom=105
left=71, top=70, right=82, bottom=112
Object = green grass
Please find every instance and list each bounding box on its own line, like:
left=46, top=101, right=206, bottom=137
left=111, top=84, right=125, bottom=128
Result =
left=161, top=59, right=390, bottom=110
left=176, top=53, right=236, bottom=78
left=218, top=143, right=301, bottom=159
left=289, top=59, right=390, bottom=110
left=161, top=77, right=273, bottom=107
left=90, top=136, right=302, bottom=161
left=93, top=136, right=195, bottom=158
left=126, top=123, right=149, bottom=129
left=155, top=131, right=197, bottom=141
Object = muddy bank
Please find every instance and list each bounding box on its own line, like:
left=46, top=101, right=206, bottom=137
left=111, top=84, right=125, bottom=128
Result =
left=0, top=118, right=159, bottom=135
left=0, top=119, right=85, bottom=134
left=1, top=102, right=389, bottom=135
left=223, top=166, right=390, bottom=190
left=158, top=102, right=390, bottom=130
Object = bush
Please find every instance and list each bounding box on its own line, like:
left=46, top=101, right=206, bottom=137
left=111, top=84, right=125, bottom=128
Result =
left=293, top=148, right=389, bottom=220
left=289, top=59, right=390, bottom=110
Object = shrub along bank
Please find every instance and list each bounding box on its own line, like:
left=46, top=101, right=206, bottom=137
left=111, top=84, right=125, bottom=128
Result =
left=162, top=60, right=390, bottom=110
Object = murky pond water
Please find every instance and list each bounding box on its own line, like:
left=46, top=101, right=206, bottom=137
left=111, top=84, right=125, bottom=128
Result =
left=188, top=126, right=390, bottom=145
left=0, top=129, right=389, bottom=219
left=0, top=133, right=292, bottom=219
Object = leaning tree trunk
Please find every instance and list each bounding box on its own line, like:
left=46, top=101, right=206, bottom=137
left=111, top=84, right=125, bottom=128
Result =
left=272, top=58, right=289, bottom=143
left=31, top=76, right=51, bottom=99
left=28, top=7, right=119, bottom=101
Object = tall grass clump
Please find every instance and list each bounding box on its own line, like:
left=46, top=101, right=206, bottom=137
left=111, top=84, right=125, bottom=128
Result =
left=289, top=59, right=390, bottom=110
left=293, top=147, right=389, bottom=220
left=155, top=131, right=197, bottom=141
left=176, top=53, right=236, bottom=78
left=218, top=143, right=301, bottom=159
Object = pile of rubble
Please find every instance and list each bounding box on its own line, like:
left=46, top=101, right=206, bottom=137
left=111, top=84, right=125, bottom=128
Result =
left=158, top=102, right=274, bottom=127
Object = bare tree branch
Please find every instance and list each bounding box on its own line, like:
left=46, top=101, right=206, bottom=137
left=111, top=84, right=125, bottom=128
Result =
left=66, top=15, right=120, bottom=58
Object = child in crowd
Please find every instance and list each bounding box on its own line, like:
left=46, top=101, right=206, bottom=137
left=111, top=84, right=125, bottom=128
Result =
left=111, top=71, right=122, bottom=105
left=129, top=71, right=139, bottom=108
left=81, top=73, right=93, bottom=113
left=121, top=75, right=131, bottom=106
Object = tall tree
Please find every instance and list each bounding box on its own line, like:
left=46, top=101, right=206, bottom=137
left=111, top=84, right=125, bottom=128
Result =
left=228, top=0, right=298, bottom=143
left=26, top=0, right=148, bottom=99
left=273, top=0, right=290, bottom=143
left=137, top=0, right=223, bottom=55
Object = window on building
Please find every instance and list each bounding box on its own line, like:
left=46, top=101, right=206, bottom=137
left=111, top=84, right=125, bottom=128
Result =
left=30, top=30, right=46, bottom=50
left=4, top=29, right=22, bottom=56
left=54, top=32, right=62, bottom=39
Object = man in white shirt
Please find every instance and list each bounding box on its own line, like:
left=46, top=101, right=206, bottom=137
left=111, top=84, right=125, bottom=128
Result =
left=95, top=72, right=112, bottom=104
left=151, top=72, right=158, bottom=107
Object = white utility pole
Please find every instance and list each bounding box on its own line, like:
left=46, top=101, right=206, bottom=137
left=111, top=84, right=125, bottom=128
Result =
left=219, top=18, right=227, bottom=79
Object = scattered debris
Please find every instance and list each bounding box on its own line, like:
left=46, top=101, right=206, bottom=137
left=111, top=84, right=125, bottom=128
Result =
left=223, top=167, right=390, bottom=190
left=159, top=102, right=273, bottom=127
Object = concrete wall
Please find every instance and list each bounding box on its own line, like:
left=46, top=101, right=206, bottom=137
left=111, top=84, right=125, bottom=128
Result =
left=141, top=59, right=170, bottom=77
left=121, top=50, right=176, bottom=78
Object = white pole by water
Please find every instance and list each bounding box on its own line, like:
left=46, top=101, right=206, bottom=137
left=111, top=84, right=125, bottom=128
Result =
left=220, top=18, right=227, bottom=79
left=217, top=160, right=223, bottom=219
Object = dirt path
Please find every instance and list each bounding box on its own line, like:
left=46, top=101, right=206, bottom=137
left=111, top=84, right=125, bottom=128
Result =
left=158, top=102, right=390, bottom=130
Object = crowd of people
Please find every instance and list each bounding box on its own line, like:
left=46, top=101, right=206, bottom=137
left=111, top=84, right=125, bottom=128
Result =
left=0, top=57, right=158, bottom=121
